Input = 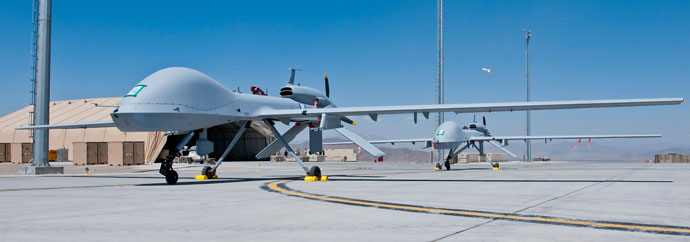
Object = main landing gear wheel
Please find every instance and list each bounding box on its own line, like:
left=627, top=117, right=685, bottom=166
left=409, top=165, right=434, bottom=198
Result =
left=308, top=166, right=321, bottom=179
left=165, top=170, right=178, bottom=185
left=444, top=161, right=451, bottom=170
left=202, top=166, right=215, bottom=178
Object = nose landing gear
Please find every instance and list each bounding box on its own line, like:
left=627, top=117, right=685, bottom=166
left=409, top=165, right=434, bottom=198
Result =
left=160, top=159, right=178, bottom=185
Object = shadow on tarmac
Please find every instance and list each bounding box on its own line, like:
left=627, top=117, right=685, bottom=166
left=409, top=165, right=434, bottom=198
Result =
left=136, top=176, right=304, bottom=186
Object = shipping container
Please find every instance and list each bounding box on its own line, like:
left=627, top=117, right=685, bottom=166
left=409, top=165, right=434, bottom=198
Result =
left=22, top=143, right=33, bottom=163
left=0, top=143, right=9, bottom=162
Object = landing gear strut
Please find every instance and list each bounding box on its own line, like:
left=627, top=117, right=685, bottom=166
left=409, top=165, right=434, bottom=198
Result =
left=160, top=158, right=178, bottom=185
left=158, top=131, right=197, bottom=184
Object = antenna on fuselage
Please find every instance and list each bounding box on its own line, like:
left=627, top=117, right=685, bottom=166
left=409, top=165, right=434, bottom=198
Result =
left=288, top=68, right=303, bottom=85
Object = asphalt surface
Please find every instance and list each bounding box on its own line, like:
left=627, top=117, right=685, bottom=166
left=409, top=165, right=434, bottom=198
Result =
left=0, top=161, right=689, bottom=241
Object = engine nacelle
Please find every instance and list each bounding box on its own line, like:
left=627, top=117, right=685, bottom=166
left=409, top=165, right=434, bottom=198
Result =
left=468, top=123, right=489, bottom=136
left=280, top=85, right=333, bottom=107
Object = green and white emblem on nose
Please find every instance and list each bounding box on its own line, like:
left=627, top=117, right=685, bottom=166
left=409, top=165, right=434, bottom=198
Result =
left=436, top=130, right=445, bottom=136
left=125, top=85, right=147, bottom=97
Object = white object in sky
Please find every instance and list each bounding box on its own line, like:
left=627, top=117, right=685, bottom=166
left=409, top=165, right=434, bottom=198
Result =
left=481, top=68, right=491, bottom=73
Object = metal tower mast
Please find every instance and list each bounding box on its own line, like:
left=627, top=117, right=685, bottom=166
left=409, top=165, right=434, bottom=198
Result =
left=524, top=29, right=531, bottom=162
left=437, top=0, right=445, bottom=162
left=28, top=0, right=39, bottom=139
left=32, top=0, right=52, bottom=167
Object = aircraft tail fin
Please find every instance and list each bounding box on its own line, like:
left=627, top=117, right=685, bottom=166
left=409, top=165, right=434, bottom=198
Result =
left=288, top=68, right=302, bottom=85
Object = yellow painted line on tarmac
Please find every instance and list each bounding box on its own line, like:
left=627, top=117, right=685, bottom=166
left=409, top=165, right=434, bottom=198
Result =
left=266, top=180, right=690, bottom=236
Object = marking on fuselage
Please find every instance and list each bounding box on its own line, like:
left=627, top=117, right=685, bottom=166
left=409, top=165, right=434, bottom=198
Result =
left=263, top=180, right=690, bottom=236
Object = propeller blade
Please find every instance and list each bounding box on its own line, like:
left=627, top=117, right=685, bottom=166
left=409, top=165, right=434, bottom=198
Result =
left=571, top=139, right=582, bottom=149
left=325, top=74, right=330, bottom=98
left=482, top=115, right=486, bottom=126
left=587, top=138, right=591, bottom=150
left=341, top=116, right=357, bottom=125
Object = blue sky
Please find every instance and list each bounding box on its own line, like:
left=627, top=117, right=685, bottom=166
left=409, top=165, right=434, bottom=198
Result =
left=1, top=0, right=688, bottom=151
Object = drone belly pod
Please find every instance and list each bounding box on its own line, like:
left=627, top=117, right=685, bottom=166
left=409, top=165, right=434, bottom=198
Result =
left=112, top=67, right=239, bottom=132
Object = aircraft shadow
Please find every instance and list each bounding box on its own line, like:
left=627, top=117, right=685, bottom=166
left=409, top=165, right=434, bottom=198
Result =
left=59, top=175, right=166, bottom=179
left=137, top=176, right=304, bottom=186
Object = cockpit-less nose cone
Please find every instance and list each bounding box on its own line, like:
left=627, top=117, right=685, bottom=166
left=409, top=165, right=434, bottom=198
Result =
left=113, top=67, right=243, bottom=132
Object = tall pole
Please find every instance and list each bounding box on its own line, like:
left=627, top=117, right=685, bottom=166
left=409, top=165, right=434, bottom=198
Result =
left=524, top=29, right=531, bottom=162
left=32, top=0, right=52, bottom=167
left=437, top=0, right=444, bottom=163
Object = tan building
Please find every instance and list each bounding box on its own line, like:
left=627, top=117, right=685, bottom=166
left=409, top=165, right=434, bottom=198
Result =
left=654, top=154, right=690, bottom=163
left=0, top=97, right=274, bottom=165
left=456, top=153, right=508, bottom=163
left=323, top=148, right=358, bottom=162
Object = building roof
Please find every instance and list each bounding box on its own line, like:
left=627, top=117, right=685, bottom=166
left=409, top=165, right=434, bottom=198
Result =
left=0, top=97, right=125, bottom=143
left=0, top=97, right=169, bottom=163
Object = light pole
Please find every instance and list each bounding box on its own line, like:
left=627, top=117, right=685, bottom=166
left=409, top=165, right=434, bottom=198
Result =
left=437, top=0, right=444, bottom=163
left=524, top=28, right=531, bottom=162
left=32, top=0, right=52, bottom=167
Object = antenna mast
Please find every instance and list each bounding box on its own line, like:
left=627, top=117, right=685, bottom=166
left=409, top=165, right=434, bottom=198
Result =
left=437, top=0, right=445, bottom=163
left=524, top=28, right=531, bottom=162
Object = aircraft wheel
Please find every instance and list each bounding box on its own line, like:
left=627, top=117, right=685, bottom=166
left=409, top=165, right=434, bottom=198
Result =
left=202, top=166, right=215, bottom=177
left=444, top=161, right=451, bottom=170
left=435, top=163, right=443, bottom=171
left=308, top=166, right=321, bottom=179
left=165, top=170, right=178, bottom=185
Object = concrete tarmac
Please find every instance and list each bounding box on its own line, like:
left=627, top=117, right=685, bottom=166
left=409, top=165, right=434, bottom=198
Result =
left=0, top=161, right=689, bottom=241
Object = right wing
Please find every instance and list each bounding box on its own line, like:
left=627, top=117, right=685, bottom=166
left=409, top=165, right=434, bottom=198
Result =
left=470, top=134, right=662, bottom=142
left=15, top=121, right=116, bottom=130
left=252, top=98, right=684, bottom=119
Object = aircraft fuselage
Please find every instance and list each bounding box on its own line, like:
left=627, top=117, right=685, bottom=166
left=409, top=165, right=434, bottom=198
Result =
left=111, top=67, right=307, bottom=132
left=433, top=121, right=485, bottom=149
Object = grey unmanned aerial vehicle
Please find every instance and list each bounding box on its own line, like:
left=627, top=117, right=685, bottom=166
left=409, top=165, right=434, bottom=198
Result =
left=326, top=115, right=662, bottom=170
left=18, top=67, right=684, bottom=184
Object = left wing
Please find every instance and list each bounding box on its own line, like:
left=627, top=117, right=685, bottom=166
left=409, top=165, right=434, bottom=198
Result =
left=252, top=98, right=683, bottom=119
left=470, top=134, right=661, bottom=142
left=324, top=138, right=433, bottom=145
left=15, top=121, right=116, bottom=130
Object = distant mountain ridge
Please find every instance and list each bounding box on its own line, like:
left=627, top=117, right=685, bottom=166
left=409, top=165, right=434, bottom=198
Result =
left=286, top=138, right=689, bottom=162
